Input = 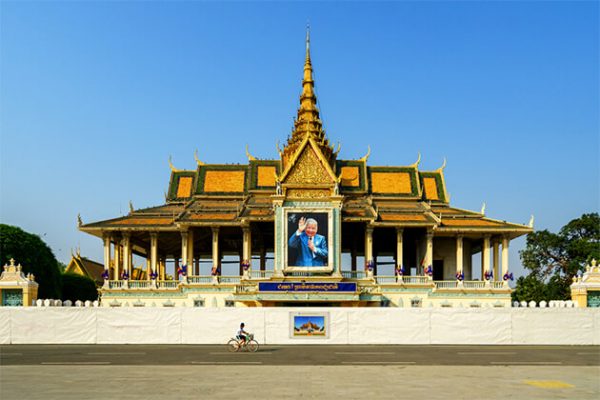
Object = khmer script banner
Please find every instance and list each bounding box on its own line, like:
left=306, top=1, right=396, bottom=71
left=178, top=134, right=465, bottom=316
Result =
left=258, top=282, right=357, bottom=292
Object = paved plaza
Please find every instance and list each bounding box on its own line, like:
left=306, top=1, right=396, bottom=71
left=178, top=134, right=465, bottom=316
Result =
left=1, top=345, right=598, bottom=399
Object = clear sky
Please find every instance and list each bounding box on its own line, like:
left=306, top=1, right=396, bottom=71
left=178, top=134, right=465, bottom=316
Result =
left=1, top=1, right=598, bottom=278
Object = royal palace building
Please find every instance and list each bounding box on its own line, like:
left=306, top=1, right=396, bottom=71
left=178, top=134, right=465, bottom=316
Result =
left=80, top=32, right=532, bottom=308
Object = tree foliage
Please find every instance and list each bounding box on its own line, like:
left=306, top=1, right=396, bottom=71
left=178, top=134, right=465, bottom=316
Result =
left=0, top=224, right=62, bottom=298
left=516, top=213, right=600, bottom=301
left=61, top=273, right=98, bottom=302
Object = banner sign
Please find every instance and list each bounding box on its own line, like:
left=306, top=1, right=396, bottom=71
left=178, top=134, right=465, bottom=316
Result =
left=258, top=282, right=357, bottom=292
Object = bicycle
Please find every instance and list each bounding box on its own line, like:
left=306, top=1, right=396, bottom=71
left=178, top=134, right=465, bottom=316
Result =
left=227, top=333, right=259, bottom=352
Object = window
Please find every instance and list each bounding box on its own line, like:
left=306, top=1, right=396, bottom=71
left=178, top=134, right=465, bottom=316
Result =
left=411, top=298, right=422, bottom=308
left=193, top=299, right=205, bottom=307
left=225, top=300, right=235, bottom=307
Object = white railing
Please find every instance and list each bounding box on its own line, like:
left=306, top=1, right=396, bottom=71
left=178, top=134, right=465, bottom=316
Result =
left=187, top=276, right=213, bottom=284
left=375, top=276, right=397, bottom=284
left=435, top=281, right=459, bottom=289
left=128, top=281, right=152, bottom=289
left=219, top=276, right=241, bottom=284
left=491, top=281, right=507, bottom=289
left=462, top=281, right=486, bottom=289
left=401, top=276, right=430, bottom=284
left=341, top=271, right=367, bottom=279
left=157, top=281, right=179, bottom=289
left=249, top=270, right=273, bottom=279
left=108, top=281, right=125, bottom=289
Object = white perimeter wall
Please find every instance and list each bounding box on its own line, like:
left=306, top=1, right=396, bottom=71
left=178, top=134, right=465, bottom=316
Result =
left=0, top=308, right=598, bottom=345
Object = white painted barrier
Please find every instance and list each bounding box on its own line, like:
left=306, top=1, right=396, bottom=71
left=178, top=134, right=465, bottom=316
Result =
left=0, top=308, right=598, bottom=345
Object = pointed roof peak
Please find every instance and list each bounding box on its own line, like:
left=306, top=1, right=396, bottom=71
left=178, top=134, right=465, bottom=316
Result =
left=306, top=22, right=311, bottom=61
left=282, top=26, right=334, bottom=169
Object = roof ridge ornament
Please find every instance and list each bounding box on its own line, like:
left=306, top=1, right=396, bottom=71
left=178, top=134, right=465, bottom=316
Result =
left=168, top=156, right=180, bottom=172
left=410, top=152, right=421, bottom=168
left=528, top=215, right=535, bottom=228
left=333, top=142, right=341, bottom=157
left=77, top=213, right=82, bottom=227
left=194, top=150, right=205, bottom=166
left=359, top=145, right=371, bottom=162
left=245, top=145, right=257, bottom=161
left=436, top=157, right=447, bottom=172
left=129, top=201, right=135, bottom=214
left=480, top=202, right=486, bottom=215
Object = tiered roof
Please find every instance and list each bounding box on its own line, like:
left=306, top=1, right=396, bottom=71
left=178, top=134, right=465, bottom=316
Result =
left=81, top=30, right=531, bottom=239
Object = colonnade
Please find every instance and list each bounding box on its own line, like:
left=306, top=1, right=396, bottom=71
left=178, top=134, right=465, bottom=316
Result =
left=101, top=226, right=511, bottom=281
left=362, top=228, right=510, bottom=281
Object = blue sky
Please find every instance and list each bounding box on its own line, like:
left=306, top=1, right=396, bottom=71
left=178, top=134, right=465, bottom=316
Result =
left=1, top=1, right=598, bottom=278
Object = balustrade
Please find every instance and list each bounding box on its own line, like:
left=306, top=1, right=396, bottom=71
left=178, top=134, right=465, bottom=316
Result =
left=187, top=276, right=213, bottom=284
left=219, top=276, right=241, bottom=284
left=249, top=270, right=273, bottom=279
left=108, top=281, right=125, bottom=289
left=157, top=281, right=179, bottom=289
left=341, top=271, right=367, bottom=279
left=128, top=281, right=152, bottom=289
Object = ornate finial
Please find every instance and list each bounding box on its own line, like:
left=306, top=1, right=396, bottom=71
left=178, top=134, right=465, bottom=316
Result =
left=77, top=213, right=82, bottom=227
left=9, top=258, right=15, bottom=267
left=164, top=190, right=168, bottom=201
left=333, top=142, right=341, bottom=157
left=76, top=247, right=81, bottom=257
left=359, top=145, right=371, bottom=162
left=276, top=140, right=283, bottom=158
left=410, top=152, right=421, bottom=168
left=306, top=21, right=310, bottom=58
left=480, top=202, right=486, bottom=215
left=528, top=215, right=535, bottom=228
left=245, top=145, right=257, bottom=161
left=436, top=157, right=447, bottom=172
left=129, top=201, right=134, bottom=214
left=168, top=156, right=180, bottom=172
left=194, top=150, right=205, bottom=166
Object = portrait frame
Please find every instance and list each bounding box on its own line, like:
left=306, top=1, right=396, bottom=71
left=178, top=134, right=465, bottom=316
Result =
left=283, top=207, right=334, bottom=274
left=289, top=312, right=330, bottom=339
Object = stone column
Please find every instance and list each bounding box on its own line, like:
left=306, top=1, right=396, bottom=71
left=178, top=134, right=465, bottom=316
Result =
left=456, top=235, right=463, bottom=284
left=426, top=230, right=433, bottom=279
left=242, top=226, right=251, bottom=278
left=396, top=228, right=404, bottom=273
left=122, top=233, right=131, bottom=287
left=212, top=227, right=220, bottom=278
left=364, top=226, right=374, bottom=277
left=150, top=233, right=158, bottom=284
left=502, top=236, right=509, bottom=285
left=483, top=235, right=491, bottom=283
left=180, top=230, right=189, bottom=282
left=103, top=234, right=111, bottom=284
left=493, top=239, right=500, bottom=282
left=187, top=229, right=194, bottom=276
left=113, top=240, right=121, bottom=281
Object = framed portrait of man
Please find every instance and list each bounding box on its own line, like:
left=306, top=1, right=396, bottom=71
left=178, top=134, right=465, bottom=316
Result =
left=284, top=208, right=333, bottom=273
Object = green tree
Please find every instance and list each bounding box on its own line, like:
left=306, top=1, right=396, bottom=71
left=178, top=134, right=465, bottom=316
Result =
left=512, top=275, right=548, bottom=303
left=60, top=273, right=98, bottom=302
left=520, top=213, right=600, bottom=279
left=517, top=213, right=600, bottom=301
left=0, top=224, right=63, bottom=299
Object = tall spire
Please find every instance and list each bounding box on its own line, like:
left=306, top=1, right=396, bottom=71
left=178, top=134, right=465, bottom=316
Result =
left=282, top=25, right=334, bottom=168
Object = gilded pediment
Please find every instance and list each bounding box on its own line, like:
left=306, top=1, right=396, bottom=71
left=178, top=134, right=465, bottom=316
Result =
left=283, top=142, right=336, bottom=186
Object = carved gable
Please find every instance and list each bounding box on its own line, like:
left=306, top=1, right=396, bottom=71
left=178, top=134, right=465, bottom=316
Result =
left=284, top=145, right=335, bottom=185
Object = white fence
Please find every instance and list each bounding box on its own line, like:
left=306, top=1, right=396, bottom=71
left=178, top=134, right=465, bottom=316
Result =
left=0, top=307, right=598, bottom=345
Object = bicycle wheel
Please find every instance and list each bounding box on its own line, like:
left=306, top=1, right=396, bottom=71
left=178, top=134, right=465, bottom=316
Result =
left=247, top=340, right=259, bottom=353
left=227, top=339, right=239, bottom=352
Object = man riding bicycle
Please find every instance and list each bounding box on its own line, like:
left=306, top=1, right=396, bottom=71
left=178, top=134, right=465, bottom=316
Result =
left=236, top=322, right=249, bottom=348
